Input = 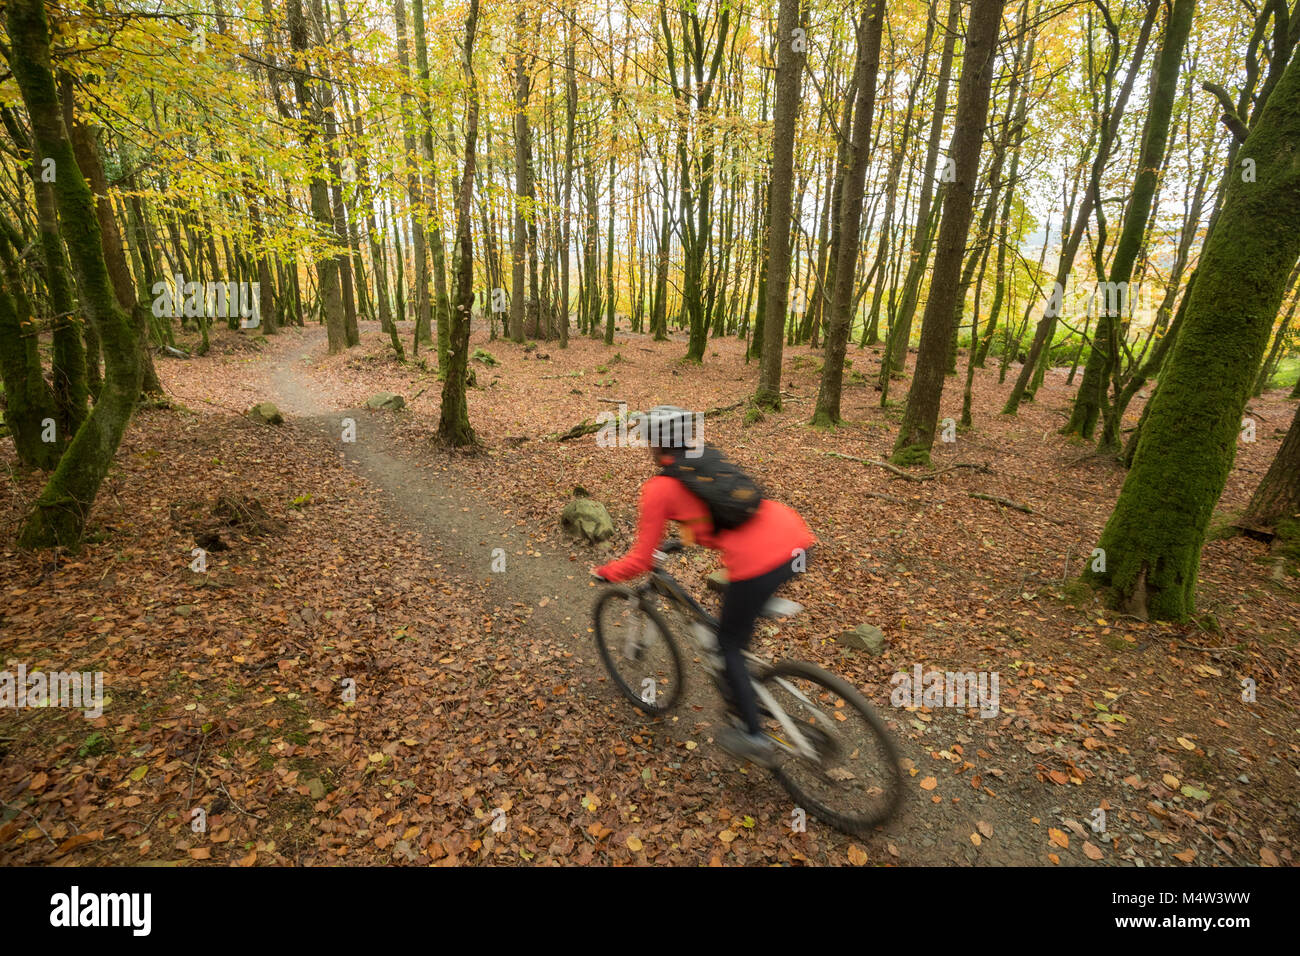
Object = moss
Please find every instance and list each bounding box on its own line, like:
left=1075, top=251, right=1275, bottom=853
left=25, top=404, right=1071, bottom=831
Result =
left=890, top=444, right=931, bottom=468
left=1196, top=612, right=1223, bottom=636
left=1103, top=633, right=1132, bottom=652
left=1087, top=41, right=1300, bottom=621
left=1061, top=578, right=1093, bottom=606
left=76, top=731, right=112, bottom=758
left=1274, top=518, right=1300, bottom=563
left=9, top=0, right=143, bottom=549
left=1206, top=512, right=1241, bottom=541
left=808, top=410, right=840, bottom=429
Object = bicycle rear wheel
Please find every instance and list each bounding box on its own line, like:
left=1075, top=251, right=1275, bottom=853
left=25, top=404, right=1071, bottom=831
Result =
left=592, top=587, right=684, bottom=715
left=755, top=660, right=903, bottom=834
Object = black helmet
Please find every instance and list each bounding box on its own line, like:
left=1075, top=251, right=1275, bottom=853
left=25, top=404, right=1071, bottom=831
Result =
left=642, top=405, right=699, bottom=452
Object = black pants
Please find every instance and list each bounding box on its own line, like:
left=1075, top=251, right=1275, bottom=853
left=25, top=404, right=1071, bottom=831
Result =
left=717, top=557, right=801, bottom=734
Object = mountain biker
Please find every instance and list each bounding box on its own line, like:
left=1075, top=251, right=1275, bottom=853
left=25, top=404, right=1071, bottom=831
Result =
left=591, top=405, right=815, bottom=768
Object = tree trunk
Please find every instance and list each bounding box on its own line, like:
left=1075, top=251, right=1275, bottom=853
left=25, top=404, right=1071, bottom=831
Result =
left=0, top=217, right=62, bottom=470
left=9, top=0, right=144, bottom=549
left=1070, top=0, right=1196, bottom=447
left=882, top=0, right=961, bottom=382
left=438, top=0, right=480, bottom=446
left=891, top=0, right=1005, bottom=465
left=394, top=0, right=431, bottom=356
left=811, top=0, right=884, bottom=426
left=1087, top=44, right=1300, bottom=620
left=1241, top=400, right=1300, bottom=531
left=755, top=0, right=806, bottom=410
left=288, top=0, right=347, bottom=353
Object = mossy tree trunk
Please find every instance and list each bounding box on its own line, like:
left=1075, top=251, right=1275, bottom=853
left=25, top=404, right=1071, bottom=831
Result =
left=287, top=0, right=348, bottom=354
left=438, top=0, right=479, bottom=447
left=8, top=0, right=143, bottom=549
left=881, top=0, right=960, bottom=385
left=754, top=0, right=806, bottom=411
left=60, top=84, right=162, bottom=395
left=0, top=217, right=62, bottom=470
left=1003, top=0, right=1160, bottom=417
left=33, top=174, right=88, bottom=436
left=1067, top=0, right=1195, bottom=448
left=1086, top=44, right=1300, bottom=620
left=891, top=0, right=1005, bottom=465
left=811, top=0, right=884, bottom=426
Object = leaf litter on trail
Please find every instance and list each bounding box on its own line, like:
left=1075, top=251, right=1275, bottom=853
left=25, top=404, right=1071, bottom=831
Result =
left=2, top=322, right=1296, bottom=868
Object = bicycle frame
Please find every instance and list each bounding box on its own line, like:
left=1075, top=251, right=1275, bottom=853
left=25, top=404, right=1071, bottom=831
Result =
left=628, top=549, right=823, bottom=761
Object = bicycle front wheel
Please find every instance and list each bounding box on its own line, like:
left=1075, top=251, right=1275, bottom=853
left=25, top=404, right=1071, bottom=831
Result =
left=755, top=660, right=903, bottom=834
left=592, top=587, right=684, bottom=715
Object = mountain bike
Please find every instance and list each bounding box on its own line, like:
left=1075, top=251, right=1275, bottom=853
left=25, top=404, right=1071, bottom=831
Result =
left=592, top=539, right=903, bottom=835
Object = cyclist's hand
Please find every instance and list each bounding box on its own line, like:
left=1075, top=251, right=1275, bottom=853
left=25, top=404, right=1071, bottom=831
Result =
left=589, top=568, right=609, bottom=583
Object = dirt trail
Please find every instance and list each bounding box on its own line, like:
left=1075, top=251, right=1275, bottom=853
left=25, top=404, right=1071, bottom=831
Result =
left=256, top=327, right=1073, bottom=865
left=266, top=329, right=589, bottom=637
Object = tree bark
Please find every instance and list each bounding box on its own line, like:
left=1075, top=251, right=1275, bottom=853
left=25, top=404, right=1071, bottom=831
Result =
left=811, top=0, right=885, bottom=426
left=1087, top=43, right=1300, bottom=620
left=9, top=0, right=144, bottom=549
left=438, top=0, right=480, bottom=446
left=755, top=0, right=807, bottom=410
left=891, top=0, right=1006, bottom=465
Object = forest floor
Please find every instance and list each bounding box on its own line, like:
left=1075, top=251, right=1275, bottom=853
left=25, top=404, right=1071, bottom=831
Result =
left=1, top=318, right=1297, bottom=867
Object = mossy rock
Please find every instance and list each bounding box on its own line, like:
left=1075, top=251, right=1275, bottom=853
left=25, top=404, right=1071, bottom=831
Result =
left=560, top=498, right=614, bottom=543
left=247, top=402, right=283, bottom=425
left=364, top=392, right=406, bottom=411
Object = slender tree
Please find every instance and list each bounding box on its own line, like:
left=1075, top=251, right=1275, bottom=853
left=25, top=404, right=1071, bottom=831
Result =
left=891, top=0, right=1006, bottom=465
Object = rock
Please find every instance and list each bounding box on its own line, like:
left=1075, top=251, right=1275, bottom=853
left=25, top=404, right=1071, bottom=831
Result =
left=706, top=570, right=729, bottom=593
left=836, top=623, right=887, bottom=655
left=306, top=777, right=326, bottom=800
left=364, top=392, right=405, bottom=411
left=247, top=402, right=283, bottom=425
left=561, top=498, right=614, bottom=543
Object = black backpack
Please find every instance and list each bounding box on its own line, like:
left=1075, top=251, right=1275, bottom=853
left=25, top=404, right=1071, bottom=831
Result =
left=661, top=444, right=764, bottom=531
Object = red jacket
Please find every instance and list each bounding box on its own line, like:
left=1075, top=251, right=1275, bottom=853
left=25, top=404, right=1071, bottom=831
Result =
left=595, top=474, right=816, bottom=583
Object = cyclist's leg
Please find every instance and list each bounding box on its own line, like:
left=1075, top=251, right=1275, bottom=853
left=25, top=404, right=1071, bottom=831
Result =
left=717, top=560, right=798, bottom=733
